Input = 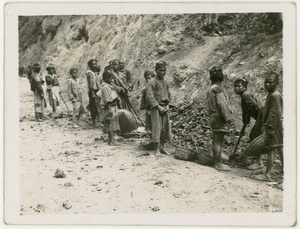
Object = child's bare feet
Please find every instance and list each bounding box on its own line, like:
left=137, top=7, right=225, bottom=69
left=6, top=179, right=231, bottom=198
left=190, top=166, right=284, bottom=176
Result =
left=251, top=174, right=272, bottom=182
left=160, top=148, right=170, bottom=155
left=247, top=163, right=264, bottom=170
left=214, top=163, right=231, bottom=171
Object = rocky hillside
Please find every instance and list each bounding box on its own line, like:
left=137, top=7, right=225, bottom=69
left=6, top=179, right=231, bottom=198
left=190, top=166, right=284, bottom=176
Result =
left=19, top=13, right=283, bottom=132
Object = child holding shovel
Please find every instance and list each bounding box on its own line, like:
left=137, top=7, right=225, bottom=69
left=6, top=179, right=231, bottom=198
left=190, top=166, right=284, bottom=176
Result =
left=67, top=68, right=84, bottom=128
left=234, top=78, right=264, bottom=170
left=207, top=66, right=234, bottom=171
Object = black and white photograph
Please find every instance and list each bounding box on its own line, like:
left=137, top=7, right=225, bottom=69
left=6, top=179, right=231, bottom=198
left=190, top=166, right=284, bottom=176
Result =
left=3, top=1, right=297, bottom=227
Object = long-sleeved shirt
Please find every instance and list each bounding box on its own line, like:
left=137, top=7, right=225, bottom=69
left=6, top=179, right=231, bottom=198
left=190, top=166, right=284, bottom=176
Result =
left=146, top=76, right=171, bottom=108
left=140, top=86, right=152, bottom=110
left=240, top=91, right=260, bottom=124
left=86, top=70, right=101, bottom=91
left=33, top=73, right=45, bottom=93
left=67, top=78, right=82, bottom=102
left=99, top=83, right=119, bottom=106
left=206, top=84, right=233, bottom=122
left=45, top=74, right=60, bottom=89
left=263, top=90, right=283, bottom=135
left=120, top=68, right=132, bottom=85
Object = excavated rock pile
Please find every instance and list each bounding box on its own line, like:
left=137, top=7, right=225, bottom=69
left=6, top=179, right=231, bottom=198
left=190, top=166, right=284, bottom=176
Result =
left=169, top=100, right=237, bottom=156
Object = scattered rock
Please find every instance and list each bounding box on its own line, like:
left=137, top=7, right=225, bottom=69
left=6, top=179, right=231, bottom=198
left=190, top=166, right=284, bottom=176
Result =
left=62, top=202, right=72, bottom=210
left=77, top=177, right=82, bottom=180
left=54, top=169, right=66, bottom=178
left=154, top=181, right=163, bottom=185
left=96, top=165, right=103, bottom=169
left=151, top=206, right=160, bottom=212
left=64, top=182, right=73, bottom=187
left=94, top=137, right=100, bottom=141
left=96, top=188, right=102, bottom=191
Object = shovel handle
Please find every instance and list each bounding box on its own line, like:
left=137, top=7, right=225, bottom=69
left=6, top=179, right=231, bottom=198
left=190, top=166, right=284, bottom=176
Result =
left=232, top=123, right=247, bottom=155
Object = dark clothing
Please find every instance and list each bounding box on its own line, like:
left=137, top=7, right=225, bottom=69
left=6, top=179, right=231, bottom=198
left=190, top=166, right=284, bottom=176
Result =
left=249, top=107, right=265, bottom=142
left=241, top=91, right=260, bottom=125
left=88, top=89, right=99, bottom=119
left=86, top=70, right=101, bottom=118
left=140, top=87, right=150, bottom=110
left=120, top=68, right=132, bottom=86
left=45, top=74, right=59, bottom=87
left=263, top=90, right=283, bottom=148
left=140, top=86, right=151, bottom=131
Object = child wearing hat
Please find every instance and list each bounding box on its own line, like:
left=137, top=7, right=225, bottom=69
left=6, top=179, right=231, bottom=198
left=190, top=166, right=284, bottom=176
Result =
left=146, top=61, right=172, bottom=156
left=98, top=70, right=120, bottom=145
left=45, top=65, right=60, bottom=114
left=67, top=68, right=83, bottom=128
left=207, top=66, right=234, bottom=171
left=234, top=78, right=264, bottom=170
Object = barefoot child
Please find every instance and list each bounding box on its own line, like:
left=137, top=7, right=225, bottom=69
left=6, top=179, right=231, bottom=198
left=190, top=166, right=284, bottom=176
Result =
left=67, top=68, right=83, bottom=128
left=253, top=72, right=283, bottom=181
left=140, top=70, right=155, bottom=136
left=146, top=61, right=172, bottom=156
left=234, top=78, right=264, bottom=170
left=86, top=59, right=101, bottom=127
left=207, top=66, right=234, bottom=171
left=99, top=70, right=121, bottom=145
left=45, top=65, right=60, bottom=114
left=32, top=63, right=46, bottom=122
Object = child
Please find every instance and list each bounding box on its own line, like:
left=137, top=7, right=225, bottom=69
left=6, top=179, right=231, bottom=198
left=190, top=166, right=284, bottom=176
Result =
left=234, top=78, right=263, bottom=170
left=252, top=72, right=283, bottom=181
left=98, top=70, right=120, bottom=145
left=32, top=63, right=46, bottom=122
left=146, top=61, right=172, bottom=156
left=67, top=68, right=83, bottom=128
left=140, top=70, right=155, bottom=135
left=207, top=66, right=234, bottom=171
left=45, top=65, right=60, bottom=114
left=86, top=59, right=101, bottom=126
left=119, top=59, right=133, bottom=92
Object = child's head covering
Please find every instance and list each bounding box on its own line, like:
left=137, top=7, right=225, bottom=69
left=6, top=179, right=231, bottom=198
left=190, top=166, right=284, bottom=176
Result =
left=234, top=78, right=248, bottom=87
left=70, top=67, right=78, bottom=74
left=87, top=59, right=97, bottom=68
left=155, top=61, right=167, bottom=70
left=102, top=70, right=113, bottom=83
left=46, top=64, right=55, bottom=72
left=144, top=70, right=155, bottom=78
left=209, top=66, right=224, bottom=82
left=32, top=63, right=41, bottom=73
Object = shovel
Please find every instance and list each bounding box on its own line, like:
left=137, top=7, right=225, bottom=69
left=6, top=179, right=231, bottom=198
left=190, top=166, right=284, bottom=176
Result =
left=229, top=123, right=247, bottom=160
left=59, top=92, right=72, bottom=116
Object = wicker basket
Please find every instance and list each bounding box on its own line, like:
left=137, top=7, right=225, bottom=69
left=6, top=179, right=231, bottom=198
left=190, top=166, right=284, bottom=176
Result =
left=174, top=146, right=197, bottom=161
left=242, top=134, right=266, bottom=158
left=118, top=109, right=138, bottom=134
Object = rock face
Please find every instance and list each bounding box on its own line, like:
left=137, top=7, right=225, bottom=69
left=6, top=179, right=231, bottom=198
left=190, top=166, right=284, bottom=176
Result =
left=19, top=13, right=283, bottom=133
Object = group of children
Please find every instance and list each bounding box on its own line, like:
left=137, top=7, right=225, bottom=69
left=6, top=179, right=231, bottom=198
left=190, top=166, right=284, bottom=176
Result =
left=207, top=66, right=283, bottom=181
left=27, top=59, right=283, bottom=181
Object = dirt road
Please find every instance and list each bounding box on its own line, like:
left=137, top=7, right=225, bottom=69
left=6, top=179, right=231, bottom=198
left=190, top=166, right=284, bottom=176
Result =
left=19, top=78, right=282, bottom=215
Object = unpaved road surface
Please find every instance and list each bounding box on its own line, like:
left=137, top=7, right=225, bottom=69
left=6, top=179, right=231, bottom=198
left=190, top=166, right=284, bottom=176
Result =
left=19, top=78, right=282, bottom=215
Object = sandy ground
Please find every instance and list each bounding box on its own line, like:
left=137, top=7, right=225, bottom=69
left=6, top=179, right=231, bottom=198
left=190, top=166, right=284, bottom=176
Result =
left=19, top=78, right=282, bottom=215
